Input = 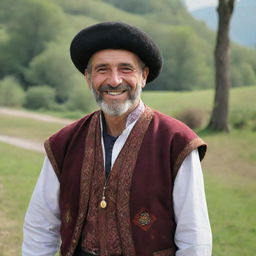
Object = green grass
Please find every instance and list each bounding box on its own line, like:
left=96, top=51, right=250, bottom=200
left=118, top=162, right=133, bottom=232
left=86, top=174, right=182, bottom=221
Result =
left=0, top=143, right=44, bottom=255
left=205, top=174, right=256, bottom=255
left=142, top=86, right=256, bottom=120
left=201, top=130, right=256, bottom=255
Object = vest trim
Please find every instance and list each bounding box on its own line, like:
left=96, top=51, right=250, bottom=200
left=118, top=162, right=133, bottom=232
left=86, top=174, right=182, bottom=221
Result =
left=67, top=111, right=101, bottom=256
left=173, top=137, right=206, bottom=177
left=115, top=106, right=154, bottom=255
left=44, top=139, right=61, bottom=179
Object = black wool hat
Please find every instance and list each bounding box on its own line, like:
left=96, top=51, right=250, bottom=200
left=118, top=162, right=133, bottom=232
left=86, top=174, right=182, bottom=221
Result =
left=70, top=21, right=163, bottom=83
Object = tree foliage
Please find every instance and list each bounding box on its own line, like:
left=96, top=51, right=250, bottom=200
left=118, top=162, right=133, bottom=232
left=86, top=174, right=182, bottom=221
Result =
left=0, top=0, right=255, bottom=112
left=0, top=76, right=25, bottom=107
left=25, top=85, right=56, bottom=110
left=0, top=0, right=64, bottom=81
left=66, top=86, right=95, bottom=112
left=25, top=43, right=75, bottom=102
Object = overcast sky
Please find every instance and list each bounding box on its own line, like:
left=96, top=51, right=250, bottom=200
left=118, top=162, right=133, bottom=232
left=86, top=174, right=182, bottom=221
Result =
left=185, top=0, right=218, bottom=11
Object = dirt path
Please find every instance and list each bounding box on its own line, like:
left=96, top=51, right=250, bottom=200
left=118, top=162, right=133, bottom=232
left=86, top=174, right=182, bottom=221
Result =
left=0, top=134, right=44, bottom=153
left=0, top=107, right=73, bottom=152
left=0, top=107, right=72, bottom=125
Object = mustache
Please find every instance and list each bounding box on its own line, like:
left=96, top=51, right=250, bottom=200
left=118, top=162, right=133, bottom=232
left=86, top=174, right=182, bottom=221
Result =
left=98, top=83, right=131, bottom=92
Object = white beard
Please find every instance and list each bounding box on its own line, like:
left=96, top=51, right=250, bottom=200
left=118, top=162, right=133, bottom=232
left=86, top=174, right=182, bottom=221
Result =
left=90, top=83, right=142, bottom=116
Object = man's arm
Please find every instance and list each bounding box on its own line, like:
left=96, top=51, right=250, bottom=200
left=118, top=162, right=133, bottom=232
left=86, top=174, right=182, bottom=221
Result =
left=22, top=157, right=61, bottom=256
left=173, top=149, right=212, bottom=256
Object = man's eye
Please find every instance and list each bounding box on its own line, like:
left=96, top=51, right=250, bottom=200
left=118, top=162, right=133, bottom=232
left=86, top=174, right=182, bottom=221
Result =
left=122, top=67, right=133, bottom=72
left=96, top=68, right=107, bottom=73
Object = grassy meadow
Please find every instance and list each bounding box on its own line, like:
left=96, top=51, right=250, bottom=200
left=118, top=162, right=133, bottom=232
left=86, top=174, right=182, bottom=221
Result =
left=0, top=86, right=256, bottom=255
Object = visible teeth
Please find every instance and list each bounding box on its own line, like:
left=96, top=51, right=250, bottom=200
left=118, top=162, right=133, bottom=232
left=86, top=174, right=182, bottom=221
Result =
left=107, top=91, right=123, bottom=96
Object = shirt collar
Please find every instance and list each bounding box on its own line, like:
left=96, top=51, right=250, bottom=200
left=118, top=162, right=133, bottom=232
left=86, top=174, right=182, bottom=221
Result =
left=126, top=100, right=145, bottom=127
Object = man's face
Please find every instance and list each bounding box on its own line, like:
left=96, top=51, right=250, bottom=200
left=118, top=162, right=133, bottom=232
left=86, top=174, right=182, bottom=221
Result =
left=85, top=49, right=149, bottom=116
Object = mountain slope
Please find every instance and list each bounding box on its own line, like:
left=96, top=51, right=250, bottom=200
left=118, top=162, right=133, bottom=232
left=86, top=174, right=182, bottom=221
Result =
left=191, top=0, right=256, bottom=47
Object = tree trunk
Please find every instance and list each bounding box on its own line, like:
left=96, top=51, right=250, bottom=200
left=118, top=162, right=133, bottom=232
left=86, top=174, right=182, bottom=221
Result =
left=207, top=0, right=235, bottom=132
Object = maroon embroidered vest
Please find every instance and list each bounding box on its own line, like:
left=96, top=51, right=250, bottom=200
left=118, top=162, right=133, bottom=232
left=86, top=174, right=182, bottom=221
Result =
left=44, top=107, right=206, bottom=256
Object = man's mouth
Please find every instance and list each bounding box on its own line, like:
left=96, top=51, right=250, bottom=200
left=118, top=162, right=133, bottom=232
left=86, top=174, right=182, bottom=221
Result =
left=99, top=84, right=131, bottom=97
left=106, top=90, right=126, bottom=96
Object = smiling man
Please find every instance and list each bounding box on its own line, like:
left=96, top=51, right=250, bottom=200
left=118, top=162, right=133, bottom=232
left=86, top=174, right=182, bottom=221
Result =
left=86, top=49, right=148, bottom=136
left=22, top=22, right=212, bottom=256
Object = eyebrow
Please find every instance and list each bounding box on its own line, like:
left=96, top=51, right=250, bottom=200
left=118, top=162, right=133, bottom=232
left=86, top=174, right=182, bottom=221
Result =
left=93, top=62, right=136, bottom=70
left=94, top=64, right=108, bottom=69
left=119, top=63, right=134, bottom=68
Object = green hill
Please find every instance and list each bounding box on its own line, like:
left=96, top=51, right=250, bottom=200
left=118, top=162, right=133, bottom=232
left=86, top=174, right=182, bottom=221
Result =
left=191, top=0, right=256, bottom=48
left=0, top=0, right=256, bottom=111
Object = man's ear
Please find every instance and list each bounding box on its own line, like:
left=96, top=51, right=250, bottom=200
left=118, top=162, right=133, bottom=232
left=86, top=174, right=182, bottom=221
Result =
left=84, top=70, right=91, bottom=89
left=141, top=67, right=149, bottom=88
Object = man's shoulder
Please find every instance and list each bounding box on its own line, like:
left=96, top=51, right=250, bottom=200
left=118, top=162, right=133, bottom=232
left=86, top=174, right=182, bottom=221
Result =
left=47, top=110, right=99, bottom=142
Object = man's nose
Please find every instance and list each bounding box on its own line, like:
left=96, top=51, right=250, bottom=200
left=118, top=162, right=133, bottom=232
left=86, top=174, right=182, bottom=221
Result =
left=107, top=71, right=123, bottom=87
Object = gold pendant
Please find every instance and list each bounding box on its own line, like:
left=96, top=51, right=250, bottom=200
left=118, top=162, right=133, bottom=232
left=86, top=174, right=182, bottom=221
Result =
left=100, top=199, right=107, bottom=208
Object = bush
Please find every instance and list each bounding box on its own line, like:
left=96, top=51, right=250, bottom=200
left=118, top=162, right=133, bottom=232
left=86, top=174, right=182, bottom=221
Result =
left=0, top=76, right=25, bottom=107
left=25, top=85, right=55, bottom=110
left=66, top=86, right=95, bottom=112
left=175, top=108, right=205, bottom=130
left=230, top=109, right=256, bottom=130
left=25, top=43, right=75, bottom=103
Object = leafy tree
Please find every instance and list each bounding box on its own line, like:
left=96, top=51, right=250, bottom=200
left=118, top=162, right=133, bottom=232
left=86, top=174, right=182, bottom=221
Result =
left=103, top=0, right=183, bottom=14
left=145, top=25, right=213, bottom=91
left=25, top=43, right=75, bottom=102
left=240, top=63, right=256, bottom=86
left=0, top=0, right=63, bottom=82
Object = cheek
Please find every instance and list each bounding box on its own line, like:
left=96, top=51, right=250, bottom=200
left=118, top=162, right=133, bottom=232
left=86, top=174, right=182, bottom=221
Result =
left=90, top=76, right=105, bottom=90
left=124, top=76, right=140, bottom=88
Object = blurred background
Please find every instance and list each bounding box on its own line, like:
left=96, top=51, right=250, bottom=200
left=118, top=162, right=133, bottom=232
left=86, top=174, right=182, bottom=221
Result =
left=0, top=0, right=255, bottom=255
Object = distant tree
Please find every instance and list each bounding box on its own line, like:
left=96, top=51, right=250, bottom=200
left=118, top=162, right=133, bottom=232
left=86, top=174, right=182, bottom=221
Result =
left=0, top=0, right=63, bottom=83
left=25, top=85, right=56, bottom=110
left=208, top=0, right=236, bottom=132
left=25, top=43, right=75, bottom=103
left=145, top=25, right=213, bottom=91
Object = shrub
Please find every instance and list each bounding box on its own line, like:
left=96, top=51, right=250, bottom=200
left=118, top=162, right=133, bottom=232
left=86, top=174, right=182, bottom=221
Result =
left=66, top=86, right=95, bottom=112
left=230, top=109, right=256, bottom=130
left=25, top=85, right=55, bottom=110
left=25, top=43, right=75, bottom=103
left=0, top=76, right=25, bottom=107
left=175, top=108, right=205, bottom=130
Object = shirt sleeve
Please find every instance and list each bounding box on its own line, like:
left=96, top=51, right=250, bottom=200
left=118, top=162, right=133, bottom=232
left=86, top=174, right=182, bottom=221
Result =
left=173, top=149, right=212, bottom=256
left=22, top=156, right=61, bottom=256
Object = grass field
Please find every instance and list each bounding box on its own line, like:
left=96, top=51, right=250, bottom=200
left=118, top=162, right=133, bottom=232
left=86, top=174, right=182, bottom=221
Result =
left=143, top=86, right=256, bottom=117
left=0, top=143, right=44, bottom=255
left=0, top=86, right=256, bottom=255
left=33, top=86, right=256, bottom=124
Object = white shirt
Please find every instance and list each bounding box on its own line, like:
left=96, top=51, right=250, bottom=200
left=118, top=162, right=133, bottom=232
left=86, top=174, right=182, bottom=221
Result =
left=22, top=107, right=212, bottom=256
